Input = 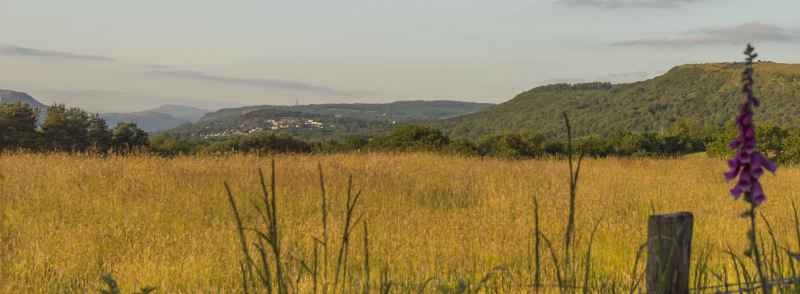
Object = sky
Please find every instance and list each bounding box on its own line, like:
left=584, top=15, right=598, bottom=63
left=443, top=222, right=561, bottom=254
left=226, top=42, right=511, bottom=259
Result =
left=1, top=0, right=799, bottom=113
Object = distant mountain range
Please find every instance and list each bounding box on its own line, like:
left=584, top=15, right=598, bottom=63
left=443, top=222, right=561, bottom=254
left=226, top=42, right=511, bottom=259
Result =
left=0, top=90, right=211, bottom=131
left=101, top=105, right=211, bottom=131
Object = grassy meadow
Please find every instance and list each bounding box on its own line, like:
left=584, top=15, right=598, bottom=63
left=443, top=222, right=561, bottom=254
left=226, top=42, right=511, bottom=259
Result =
left=1, top=152, right=798, bottom=292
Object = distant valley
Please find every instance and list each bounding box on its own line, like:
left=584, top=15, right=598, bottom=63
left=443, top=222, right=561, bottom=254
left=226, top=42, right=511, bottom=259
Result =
left=4, top=61, right=800, bottom=140
left=0, top=89, right=495, bottom=135
left=101, top=104, right=211, bottom=131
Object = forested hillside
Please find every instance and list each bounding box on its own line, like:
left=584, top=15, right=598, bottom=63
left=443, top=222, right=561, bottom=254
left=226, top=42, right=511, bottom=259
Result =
left=430, top=62, right=800, bottom=139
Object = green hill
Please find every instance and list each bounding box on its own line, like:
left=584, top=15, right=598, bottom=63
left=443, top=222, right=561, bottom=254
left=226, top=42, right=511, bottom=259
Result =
left=429, top=62, right=800, bottom=140
left=167, top=100, right=493, bottom=140
left=194, top=100, right=494, bottom=124
left=281, top=100, right=495, bottom=121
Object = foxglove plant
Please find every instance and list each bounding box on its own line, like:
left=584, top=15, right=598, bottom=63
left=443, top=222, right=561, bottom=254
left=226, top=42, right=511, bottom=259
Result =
left=725, top=44, right=776, bottom=293
left=725, top=44, right=777, bottom=206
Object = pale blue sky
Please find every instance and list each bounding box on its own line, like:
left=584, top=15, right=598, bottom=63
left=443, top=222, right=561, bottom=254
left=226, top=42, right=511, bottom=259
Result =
left=1, top=0, right=799, bottom=112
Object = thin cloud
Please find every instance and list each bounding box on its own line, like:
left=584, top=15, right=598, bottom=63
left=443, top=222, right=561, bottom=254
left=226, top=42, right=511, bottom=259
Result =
left=560, top=0, right=700, bottom=9
left=0, top=45, right=114, bottom=61
left=140, top=63, right=172, bottom=70
left=148, top=70, right=373, bottom=98
left=613, top=22, right=800, bottom=46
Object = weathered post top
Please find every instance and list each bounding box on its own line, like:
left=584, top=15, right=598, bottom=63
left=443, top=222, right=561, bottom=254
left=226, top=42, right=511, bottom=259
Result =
left=646, top=212, right=694, bottom=294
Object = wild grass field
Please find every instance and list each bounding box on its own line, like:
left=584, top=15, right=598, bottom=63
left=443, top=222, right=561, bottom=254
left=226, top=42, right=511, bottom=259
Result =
left=0, top=152, right=798, bottom=293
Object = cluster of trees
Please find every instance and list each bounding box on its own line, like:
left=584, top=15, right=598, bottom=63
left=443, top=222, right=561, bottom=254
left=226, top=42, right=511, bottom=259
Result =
left=706, top=122, right=800, bottom=165
left=0, top=102, right=149, bottom=153
left=529, top=82, right=613, bottom=93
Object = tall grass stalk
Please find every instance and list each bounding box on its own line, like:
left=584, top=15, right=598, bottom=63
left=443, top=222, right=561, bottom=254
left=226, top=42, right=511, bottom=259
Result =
left=317, top=163, right=330, bottom=294
left=582, top=217, right=602, bottom=294
left=563, top=113, right=584, bottom=282
left=533, top=196, right=541, bottom=291
left=363, top=222, right=370, bottom=294
left=225, top=159, right=288, bottom=294
left=333, top=176, right=363, bottom=293
left=225, top=159, right=370, bottom=294
left=627, top=243, right=647, bottom=294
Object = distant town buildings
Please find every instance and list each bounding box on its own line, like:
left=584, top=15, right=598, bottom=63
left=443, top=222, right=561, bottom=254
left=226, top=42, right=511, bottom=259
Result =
left=200, top=118, right=326, bottom=138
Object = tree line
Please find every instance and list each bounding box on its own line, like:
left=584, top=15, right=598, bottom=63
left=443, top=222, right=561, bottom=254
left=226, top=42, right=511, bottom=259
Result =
left=153, top=118, right=800, bottom=165
left=4, top=101, right=799, bottom=165
left=0, top=101, right=149, bottom=153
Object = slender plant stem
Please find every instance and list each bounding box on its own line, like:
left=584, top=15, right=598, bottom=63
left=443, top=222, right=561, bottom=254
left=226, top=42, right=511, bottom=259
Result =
left=563, top=113, right=575, bottom=281
left=748, top=194, right=770, bottom=294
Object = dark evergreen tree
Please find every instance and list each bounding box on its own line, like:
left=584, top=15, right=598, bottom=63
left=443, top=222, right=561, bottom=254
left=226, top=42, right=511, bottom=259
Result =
left=87, top=114, right=112, bottom=153
left=0, top=101, right=39, bottom=151
left=40, top=103, right=90, bottom=152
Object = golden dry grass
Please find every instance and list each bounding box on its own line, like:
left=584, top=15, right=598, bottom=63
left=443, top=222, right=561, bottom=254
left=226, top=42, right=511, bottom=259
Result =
left=0, top=152, right=798, bottom=292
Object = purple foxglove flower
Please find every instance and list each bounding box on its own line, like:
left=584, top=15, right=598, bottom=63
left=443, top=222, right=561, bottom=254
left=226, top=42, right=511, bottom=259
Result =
left=737, top=167, right=752, bottom=193
left=725, top=45, right=776, bottom=206
left=742, top=140, right=756, bottom=154
left=761, top=155, right=777, bottom=174
left=730, top=185, right=743, bottom=200
left=745, top=126, right=755, bottom=139
left=751, top=153, right=777, bottom=175
left=736, top=148, right=751, bottom=164
left=751, top=180, right=765, bottom=206
left=725, top=163, right=741, bottom=182
left=751, top=158, right=764, bottom=179
left=728, top=133, right=745, bottom=149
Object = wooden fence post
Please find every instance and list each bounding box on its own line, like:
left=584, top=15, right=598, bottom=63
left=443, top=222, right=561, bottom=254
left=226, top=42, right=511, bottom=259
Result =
left=646, top=212, right=693, bottom=294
